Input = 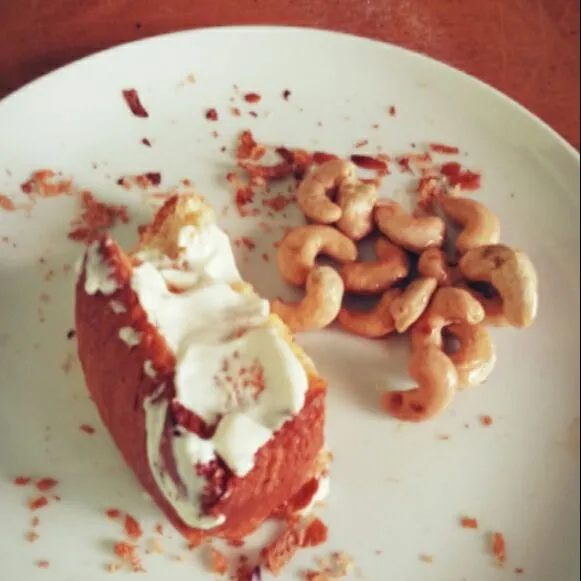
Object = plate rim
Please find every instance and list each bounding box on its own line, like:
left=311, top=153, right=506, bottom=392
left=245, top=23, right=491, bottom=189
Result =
left=0, top=24, right=579, bottom=165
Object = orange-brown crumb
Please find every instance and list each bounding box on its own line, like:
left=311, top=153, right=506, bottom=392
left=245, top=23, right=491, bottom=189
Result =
left=236, top=130, right=260, bottom=160
left=300, top=518, right=328, bottom=548
left=123, top=514, right=143, bottom=540
left=210, top=547, right=229, bottom=576
left=492, top=532, right=506, bottom=567
left=514, top=567, right=525, bottom=574
left=36, top=478, right=58, bottom=492
left=263, top=193, right=294, bottom=213
left=304, top=572, right=327, bottom=581
left=113, top=541, right=136, bottom=561
left=28, top=496, right=49, bottom=511
left=481, top=415, right=494, bottom=427
left=0, top=194, right=16, bottom=211
left=80, top=424, right=95, bottom=434
left=154, top=522, right=164, bottom=535
left=261, top=521, right=301, bottom=575
left=68, top=191, right=129, bottom=244
left=21, top=169, right=73, bottom=198
left=460, top=517, right=479, bottom=529
left=420, top=554, right=434, bottom=564
left=26, top=531, right=40, bottom=543
left=31, top=516, right=40, bottom=528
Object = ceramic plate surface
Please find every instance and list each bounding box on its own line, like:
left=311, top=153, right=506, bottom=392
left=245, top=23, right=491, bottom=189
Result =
left=0, top=26, right=579, bottom=581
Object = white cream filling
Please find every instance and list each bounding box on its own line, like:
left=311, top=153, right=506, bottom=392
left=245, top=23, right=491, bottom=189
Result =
left=110, top=300, right=127, bottom=314
left=119, top=327, right=141, bottom=347
left=84, top=241, right=119, bottom=295
left=90, top=216, right=310, bottom=530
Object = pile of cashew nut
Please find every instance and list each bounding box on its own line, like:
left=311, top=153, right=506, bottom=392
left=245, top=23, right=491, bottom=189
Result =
left=271, top=159, right=539, bottom=423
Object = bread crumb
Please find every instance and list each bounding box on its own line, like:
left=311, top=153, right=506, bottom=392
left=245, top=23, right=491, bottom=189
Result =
left=481, top=415, right=494, bottom=427
left=123, top=514, right=143, bottom=540
left=261, top=521, right=301, bottom=574
left=210, top=547, right=229, bottom=576
left=420, top=554, right=434, bottom=564
left=491, top=532, right=506, bottom=567
left=460, top=517, right=479, bottom=529
left=300, top=518, right=328, bottom=548
left=36, top=478, right=58, bottom=492
left=28, top=496, right=49, bottom=511
left=25, top=531, right=39, bottom=543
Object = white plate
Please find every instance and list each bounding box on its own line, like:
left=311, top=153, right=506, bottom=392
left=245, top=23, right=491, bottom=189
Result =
left=0, top=26, right=579, bottom=581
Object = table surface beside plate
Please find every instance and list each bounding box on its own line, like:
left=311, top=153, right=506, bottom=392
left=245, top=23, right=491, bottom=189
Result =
left=0, top=0, right=579, bottom=148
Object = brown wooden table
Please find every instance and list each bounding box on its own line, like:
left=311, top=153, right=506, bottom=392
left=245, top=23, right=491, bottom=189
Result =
left=0, top=0, right=579, bottom=148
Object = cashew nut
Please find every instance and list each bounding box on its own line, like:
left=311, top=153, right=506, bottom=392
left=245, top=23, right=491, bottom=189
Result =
left=445, top=323, right=497, bottom=388
left=458, top=245, right=538, bottom=328
left=337, top=288, right=402, bottom=338
left=438, top=196, right=501, bottom=255
left=335, top=180, right=378, bottom=241
left=374, top=236, right=408, bottom=263
left=460, top=286, right=508, bottom=327
left=389, top=277, right=438, bottom=333
left=276, top=225, right=358, bottom=286
left=418, top=247, right=459, bottom=286
left=296, top=159, right=356, bottom=224
left=410, top=287, right=486, bottom=350
left=382, top=346, right=458, bottom=422
left=375, top=200, right=446, bottom=253
left=271, top=266, right=344, bottom=332
left=340, top=238, right=410, bottom=295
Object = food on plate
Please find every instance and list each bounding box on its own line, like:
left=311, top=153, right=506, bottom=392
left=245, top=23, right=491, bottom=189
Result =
left=389, top=277, right=439, bottom=333
left=271, top=266, right=345, bottom=333
left=276, top=224, right=357, bottom=287
left=381, top=345, right=458, bottom=422
left=374, top=199, right=446, bottom=253
left=437, top=195, right=501, bottom=255
left=459, top=244, right=538, bottom=328
left=337, top=288, right=401, bottom=338
left=296, top=159, right=355, bottom=224
left=335, top=180, right=378, bottom=241
left=271, top=151, right=539, bottom=422
left=75, top=194, right=328, bottom=546
left=340, top=238, right=409, bottom=295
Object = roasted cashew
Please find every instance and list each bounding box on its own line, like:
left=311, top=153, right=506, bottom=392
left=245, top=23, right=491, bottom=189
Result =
left=276, top=225, right=358, bottom=286
left=335, top=180, right=378, bottom=241
left=340, top=239, right=410, bottom=295
left=382, top=346, right=458, bottom=422
left=438, top=196, right=501, bottom=255
left=411, top=287, right=486, bottom=350
left=271, top=266, right=344, bottom=332
left=460, top=286, right=508, bottom=327
left=374, top=237, right=408, bottom=263
left=445, top=323, right=497, bottom=388
left=337, top=288, right=402, bottom=338
left=459, top=245, right=538, bottom=328
left=296, top=159, right=356, bottom=224
left=389, top=277, right=438, bottom=333
left=418, top=248, right=459, bottom=286
left=374, top=200, right=446, bottom=253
